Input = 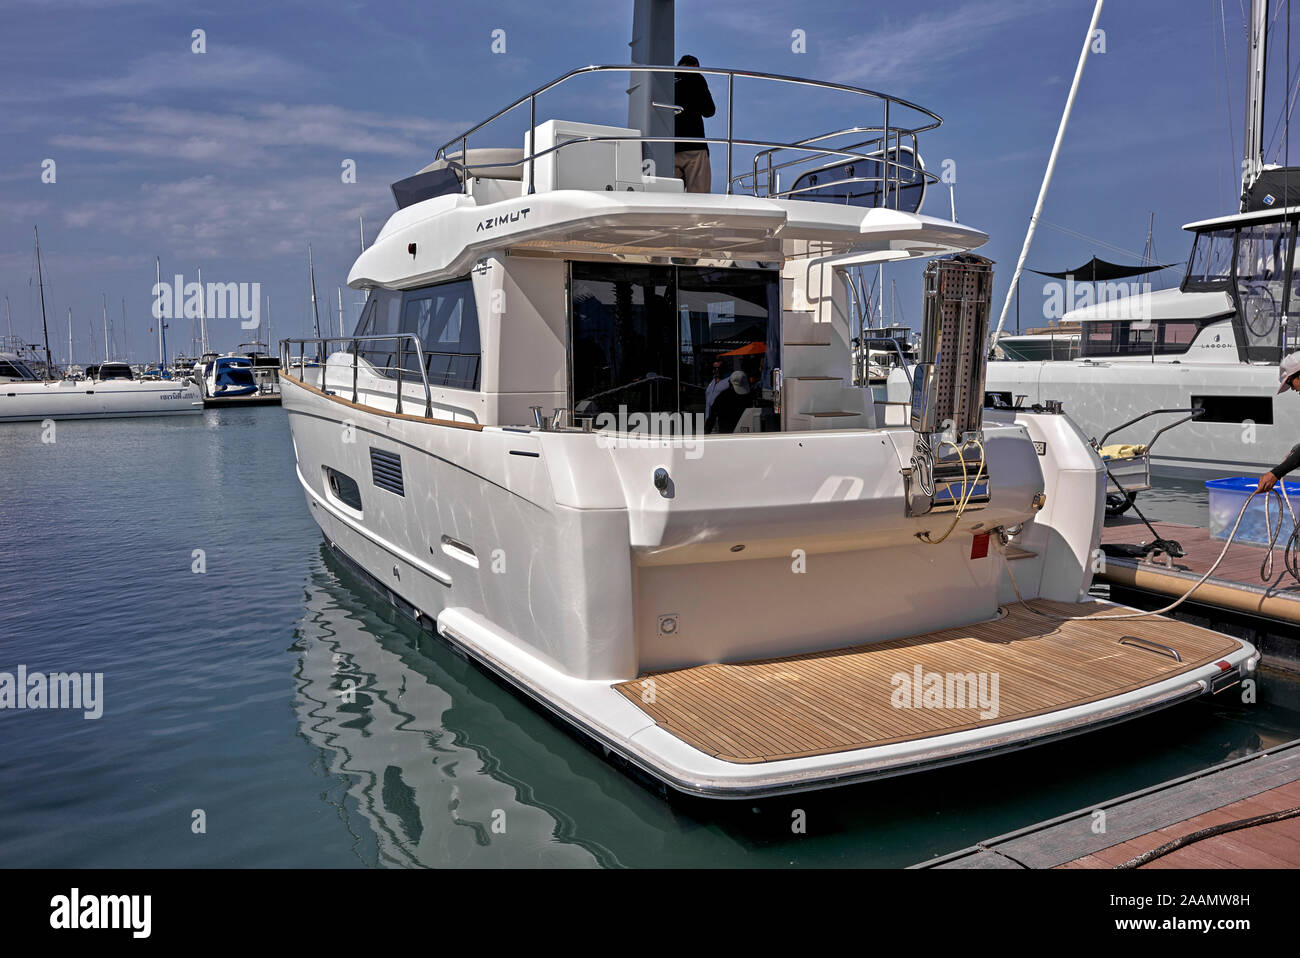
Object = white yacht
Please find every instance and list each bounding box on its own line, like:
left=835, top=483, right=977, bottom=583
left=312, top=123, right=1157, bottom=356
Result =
left=279, top=55, right=1258, bottom=797
left=1, top=359, right=201, bottom=422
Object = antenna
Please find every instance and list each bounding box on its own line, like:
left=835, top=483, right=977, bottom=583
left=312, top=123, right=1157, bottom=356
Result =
left=359, top=215, right=365, bottom=254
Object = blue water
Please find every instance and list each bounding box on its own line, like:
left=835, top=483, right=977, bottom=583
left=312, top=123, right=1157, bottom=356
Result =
left=2, top=408, right=1298, bottom=868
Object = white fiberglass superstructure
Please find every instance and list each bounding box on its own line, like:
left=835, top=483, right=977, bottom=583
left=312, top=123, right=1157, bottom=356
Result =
left=280, top=63, right=1257, bottom=797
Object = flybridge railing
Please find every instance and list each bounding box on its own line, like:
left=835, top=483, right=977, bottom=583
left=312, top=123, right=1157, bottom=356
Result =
left=281, top=334, right=434, bottom=418
left=433, top=64, right=941, bottom=210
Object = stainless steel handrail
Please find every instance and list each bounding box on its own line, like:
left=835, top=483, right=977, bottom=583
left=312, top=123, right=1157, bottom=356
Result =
left=280, top=333, right=434, bottom=419
left=433, top=64, right=940, bottom=202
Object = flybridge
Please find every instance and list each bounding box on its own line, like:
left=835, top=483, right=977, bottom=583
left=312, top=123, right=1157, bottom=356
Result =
left=392, top=65, right=940, bottom=210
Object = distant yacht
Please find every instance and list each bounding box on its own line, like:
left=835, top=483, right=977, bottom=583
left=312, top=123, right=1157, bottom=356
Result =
left=0, top=231, right=202, bottom=422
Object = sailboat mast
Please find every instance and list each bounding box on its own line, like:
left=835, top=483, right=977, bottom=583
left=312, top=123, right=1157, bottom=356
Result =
left=1242, top=0, right=1269, bottom=208
left=4, top=295, right=11, bottom=341
left=67, top=308, right=72, bottom=369
left=34, top=227, right=53, bottom=377
left=198, top=265, right=208, bottom=354
left=991, top=0, right=1105, bottom=347
left=102, top=293, right=110, bottom=360
left=338, top=286, right=345, bottom=337
left=155, top=258, right=165, bottom=369
left=308, top=244, right=322, bottom=340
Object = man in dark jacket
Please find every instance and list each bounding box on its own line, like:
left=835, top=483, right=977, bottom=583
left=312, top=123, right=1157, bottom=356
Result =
left=705, top=371, right=751, bottom=434
left=1257, top=352, right=1300, bottom=492
left=674, top=55, right=715, bottom=193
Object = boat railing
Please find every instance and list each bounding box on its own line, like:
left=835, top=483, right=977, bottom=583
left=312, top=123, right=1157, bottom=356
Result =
left=281, top=334, right=436, bottom=418
left=433, top=64, right=940, bottom=209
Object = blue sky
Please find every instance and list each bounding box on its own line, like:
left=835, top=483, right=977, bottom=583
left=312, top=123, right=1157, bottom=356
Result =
left=0, top=0, right=1293, bottom=361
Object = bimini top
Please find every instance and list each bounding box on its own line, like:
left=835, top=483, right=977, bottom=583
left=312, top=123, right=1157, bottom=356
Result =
left=351, top=65, right=987, bottom=288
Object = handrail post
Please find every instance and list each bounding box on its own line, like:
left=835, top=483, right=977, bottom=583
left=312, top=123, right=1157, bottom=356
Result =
left=528, top=94, right=536, bottom=195
left=417, top=334, right=432, bottom=418
left=395, top=337, right=404, bottom=415
left=882, top=99, right=890, bottom=210
left=725, top=72, right=734, bottom=195
left=351, top=338, right=359, bottom=404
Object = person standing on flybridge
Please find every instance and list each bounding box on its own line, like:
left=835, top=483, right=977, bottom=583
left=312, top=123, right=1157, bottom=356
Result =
left=1256, top=352, right=1300, bottom=493
left=674, top=55, right=715, bottom=193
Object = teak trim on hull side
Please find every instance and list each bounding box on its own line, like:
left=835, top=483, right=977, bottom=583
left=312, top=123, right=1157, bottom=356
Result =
left=281, top=371, right=485, bottom=431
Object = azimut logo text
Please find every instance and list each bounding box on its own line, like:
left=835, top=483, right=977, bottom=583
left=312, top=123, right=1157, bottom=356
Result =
left=50, top=888, right=151, bottom=938
left=475, top=207, right=530, bottom=231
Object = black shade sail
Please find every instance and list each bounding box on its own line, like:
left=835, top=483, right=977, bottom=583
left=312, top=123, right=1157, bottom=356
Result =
left=1028, top=256, right=1177, bottom=282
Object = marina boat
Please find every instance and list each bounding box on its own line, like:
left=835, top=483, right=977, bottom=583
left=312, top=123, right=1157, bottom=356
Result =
left=279, top=52, right=1258, bottom=797
left=0, top=358, right=201, bottom=422
left=0, top=232, right=202, bottom=423
left=986, top=0, right=1300, bottom=477
left=0, top=351, right=40, bottom=384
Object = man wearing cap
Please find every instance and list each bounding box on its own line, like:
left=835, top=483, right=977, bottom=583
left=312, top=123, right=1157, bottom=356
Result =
left=1255, top=351, right=1300, bottom=493
left=705, top=370, right=752, bottom=434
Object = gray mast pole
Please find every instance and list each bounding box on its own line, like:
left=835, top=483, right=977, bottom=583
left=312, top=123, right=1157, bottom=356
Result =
left=1242, top=0, right=1269, bottom=209
left=628, top=0, right=675, bottom=180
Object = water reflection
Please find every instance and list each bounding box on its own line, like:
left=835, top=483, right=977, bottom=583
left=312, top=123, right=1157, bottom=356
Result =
left=291, top=543, right=610, bottom=868
left=291, top=547, right=1300, bottom=869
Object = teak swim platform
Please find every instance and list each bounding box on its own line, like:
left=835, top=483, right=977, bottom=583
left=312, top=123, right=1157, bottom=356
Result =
left=615, top=600, right=1245, bottom=765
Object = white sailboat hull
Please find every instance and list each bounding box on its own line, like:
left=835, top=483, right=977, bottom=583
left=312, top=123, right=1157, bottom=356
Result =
left=0, top=378, right=202, bottom=422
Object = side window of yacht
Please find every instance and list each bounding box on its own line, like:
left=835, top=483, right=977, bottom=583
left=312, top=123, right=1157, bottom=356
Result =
left=1184, top=229, right=1235, bottom=291
left=399, top=279, right=481, bottom=390
left=1235, top=223, right=1290, bottom=361
left=354, top=289, right=403, bottom=375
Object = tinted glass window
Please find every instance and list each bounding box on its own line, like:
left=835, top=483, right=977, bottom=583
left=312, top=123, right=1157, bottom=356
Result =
left=352, top=280, right=480, bottom=390
left=1080, top=319, right=1211, bottom=357
left=1184, top=228, right=1235, bottom=289
left=570, top=263, right=779, bottom=432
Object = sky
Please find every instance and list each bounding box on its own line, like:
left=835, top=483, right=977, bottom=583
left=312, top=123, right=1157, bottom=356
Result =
left=0, top=0, right=1295, bottom=363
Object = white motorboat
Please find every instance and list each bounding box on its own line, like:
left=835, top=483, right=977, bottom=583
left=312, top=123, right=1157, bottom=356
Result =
left=279, top=51, right=1257, bottom=797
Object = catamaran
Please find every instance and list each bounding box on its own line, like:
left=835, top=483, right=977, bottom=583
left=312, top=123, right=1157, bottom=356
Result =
left=278, top=9, right=1258, bottom=797
left=986, top=0, right=1300, bottom=477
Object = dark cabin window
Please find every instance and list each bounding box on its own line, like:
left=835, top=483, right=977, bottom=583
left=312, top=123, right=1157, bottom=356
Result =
left=352, top=278, right=480, bottom=390
left=570, top=262, right=779, bottom=432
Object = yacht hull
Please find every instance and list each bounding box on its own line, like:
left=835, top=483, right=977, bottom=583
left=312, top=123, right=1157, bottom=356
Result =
left=0, top=378, right=202, bottom=422
left=282, top=371, right=1258, bottom=797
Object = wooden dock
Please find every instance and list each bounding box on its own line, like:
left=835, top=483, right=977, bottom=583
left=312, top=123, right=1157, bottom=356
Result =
left=1098, top=516, right=1300, bottom=668
left=916, top=739, right=1300, bottom=869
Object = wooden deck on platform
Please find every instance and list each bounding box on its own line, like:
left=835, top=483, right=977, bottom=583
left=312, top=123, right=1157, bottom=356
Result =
left=614, top=599, right=1243, bottom=764
left=920, top=740, right=1300, bottom=869
left=1099, top=517, right=1300, bottom=624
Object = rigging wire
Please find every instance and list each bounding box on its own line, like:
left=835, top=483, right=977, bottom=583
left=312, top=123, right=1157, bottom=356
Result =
left=1223, top=0, right=1239, bottom=196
